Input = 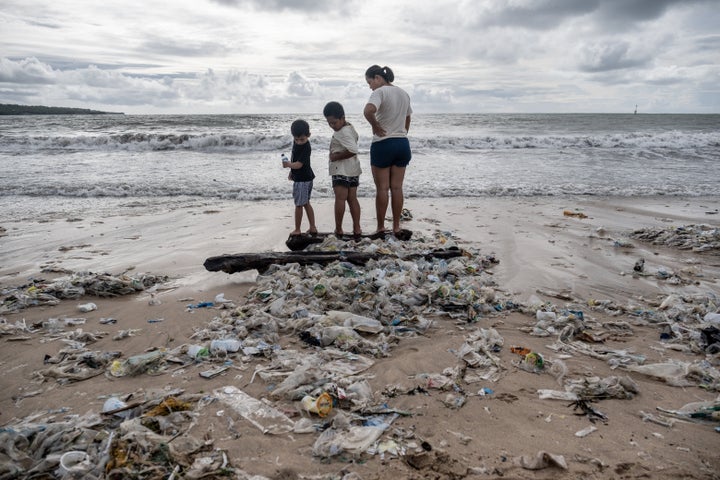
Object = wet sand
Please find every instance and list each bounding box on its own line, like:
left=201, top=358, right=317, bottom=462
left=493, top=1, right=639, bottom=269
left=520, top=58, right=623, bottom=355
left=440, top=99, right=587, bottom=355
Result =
left=1, top=195, right=719, bottom=479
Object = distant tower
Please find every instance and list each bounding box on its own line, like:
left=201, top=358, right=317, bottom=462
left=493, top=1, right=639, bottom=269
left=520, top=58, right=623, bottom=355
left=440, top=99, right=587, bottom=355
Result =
left=634, top=104, right=638, bottom=114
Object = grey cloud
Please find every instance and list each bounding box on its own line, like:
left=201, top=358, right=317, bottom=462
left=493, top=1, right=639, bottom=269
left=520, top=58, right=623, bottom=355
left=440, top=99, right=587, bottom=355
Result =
left=595, top=0, right=707, bottom=22
left=181, top=68, right=274, bottom=106
left=25, top=19, right=62, bottom=29
left=208, top=0, right=340, bottom=12
left=646, top=76, right=686, bottom=86
left=0, top=57, right=56, bottom=84
left=695, top=34, right=720, bottom=53
left=410, top=85, right=454, bottom=105
left=15, top=57, right=161, bottom=72
left=140, top=37, right=231, bottom=58
left=476, top=0, right=711, bottom=30
left=66, top=86, right=180, bottom=106
left=577, top=41, right=651, bottom=72
left=286, top=71, right=317, bottom=96
left=0, top=57, right=183, bottom=107
left=482, top=0, right=599, bottom=30
left=0, top=86, right=40, bottom=104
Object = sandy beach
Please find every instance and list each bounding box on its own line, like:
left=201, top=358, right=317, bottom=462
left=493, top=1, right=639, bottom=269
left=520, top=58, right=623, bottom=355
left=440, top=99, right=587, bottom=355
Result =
left=1, top=195, right=719, bottom=479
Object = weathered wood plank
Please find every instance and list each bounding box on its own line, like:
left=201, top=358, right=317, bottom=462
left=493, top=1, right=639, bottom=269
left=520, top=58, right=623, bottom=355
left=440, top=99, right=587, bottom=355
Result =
left=203, top=246, right=463, bottom=274
left=285, top=229, right=413, bottom=251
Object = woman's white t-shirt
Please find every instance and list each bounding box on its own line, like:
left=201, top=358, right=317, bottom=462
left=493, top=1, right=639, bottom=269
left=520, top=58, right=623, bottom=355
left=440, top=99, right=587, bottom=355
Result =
left=367, top=85, right=412, bottom=143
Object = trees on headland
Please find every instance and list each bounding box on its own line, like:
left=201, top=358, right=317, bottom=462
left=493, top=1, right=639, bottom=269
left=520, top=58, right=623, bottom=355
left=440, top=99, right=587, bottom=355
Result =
left=0, top=104, right=123, bottom=115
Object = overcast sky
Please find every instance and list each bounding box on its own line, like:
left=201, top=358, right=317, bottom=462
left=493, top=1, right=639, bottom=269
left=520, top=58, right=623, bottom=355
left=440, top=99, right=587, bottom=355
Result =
left=1, top=0, right=719, bottom=114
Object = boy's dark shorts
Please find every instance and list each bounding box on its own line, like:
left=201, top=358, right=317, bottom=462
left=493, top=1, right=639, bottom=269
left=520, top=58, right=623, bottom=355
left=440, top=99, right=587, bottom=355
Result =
left=370, top=137, right=412, bottom=168
left=332, top=175, right=360, bottom=188
left=293, top=180, right=313, bottom=207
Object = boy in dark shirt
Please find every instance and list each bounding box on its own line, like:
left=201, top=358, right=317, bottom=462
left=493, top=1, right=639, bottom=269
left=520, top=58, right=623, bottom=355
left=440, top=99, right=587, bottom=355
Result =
left=283, top=119, right=317, bottom=236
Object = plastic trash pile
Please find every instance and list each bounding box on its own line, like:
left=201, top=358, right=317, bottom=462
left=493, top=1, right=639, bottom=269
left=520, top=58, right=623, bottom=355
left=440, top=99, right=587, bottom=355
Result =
left=0, top=271, right=167, bottom=313
left=0, top=391, right=260, bottom=480
left=631, top=223, right=720, bottom=253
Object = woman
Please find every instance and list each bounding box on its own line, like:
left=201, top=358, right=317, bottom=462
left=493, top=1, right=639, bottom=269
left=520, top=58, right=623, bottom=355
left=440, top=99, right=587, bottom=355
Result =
left=363, top=65, right=412, bottom=236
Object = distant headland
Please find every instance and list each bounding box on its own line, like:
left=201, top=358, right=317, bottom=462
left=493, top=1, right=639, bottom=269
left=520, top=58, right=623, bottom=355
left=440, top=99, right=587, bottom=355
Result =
left=0, top=103, right=123, bottom=115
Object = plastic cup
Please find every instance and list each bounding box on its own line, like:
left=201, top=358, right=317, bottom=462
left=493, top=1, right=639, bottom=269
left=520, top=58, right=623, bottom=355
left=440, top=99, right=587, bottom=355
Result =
left=60, top=451, right=91, bottom=475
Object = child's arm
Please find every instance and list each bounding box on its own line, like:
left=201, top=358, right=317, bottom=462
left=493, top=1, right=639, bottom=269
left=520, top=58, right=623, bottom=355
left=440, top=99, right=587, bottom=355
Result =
left=329, top=127, right=358, bottom=162
left=286, top=144, right=311, bottom=169
left=329, top=150, right=355, bottom=162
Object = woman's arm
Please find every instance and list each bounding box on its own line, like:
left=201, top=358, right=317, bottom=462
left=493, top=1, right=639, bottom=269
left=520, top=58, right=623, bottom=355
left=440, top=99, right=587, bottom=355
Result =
left=364, top=103, right=386, bottom=137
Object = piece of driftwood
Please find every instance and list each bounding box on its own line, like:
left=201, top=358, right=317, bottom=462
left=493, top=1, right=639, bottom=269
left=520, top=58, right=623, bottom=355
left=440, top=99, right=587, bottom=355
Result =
left=204, top=246, right=464, bottom=274
left=286, top=228, right=413, bottom=251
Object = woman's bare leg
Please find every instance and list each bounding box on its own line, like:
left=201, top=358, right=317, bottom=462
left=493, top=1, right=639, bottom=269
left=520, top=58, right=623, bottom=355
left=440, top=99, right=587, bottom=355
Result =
left=389, top=165, right=406, bottom=232
left=372, top=165, right=390, bottom=232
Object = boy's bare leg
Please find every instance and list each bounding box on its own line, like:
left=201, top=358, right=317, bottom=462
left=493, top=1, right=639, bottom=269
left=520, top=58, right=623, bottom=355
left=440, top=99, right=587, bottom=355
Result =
left=347, top=186, right=361, bottom=234
left=304, top=203, right=317, bottom=234
left=291, top=205, right=303, bottom=235
left=333, top=185, right=349, bottom=234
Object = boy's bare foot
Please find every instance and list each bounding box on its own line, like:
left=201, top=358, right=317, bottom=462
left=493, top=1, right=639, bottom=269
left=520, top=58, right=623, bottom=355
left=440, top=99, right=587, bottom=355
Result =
left=334, top=230, right=344, bottom=237
left=307, top=228, right=318, bottom=236
left=290, top=229, right=301, bottom=236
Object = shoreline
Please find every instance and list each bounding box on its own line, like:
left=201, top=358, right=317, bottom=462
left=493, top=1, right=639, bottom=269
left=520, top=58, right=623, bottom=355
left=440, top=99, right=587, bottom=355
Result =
left=1, top=194, right=719, bottom=479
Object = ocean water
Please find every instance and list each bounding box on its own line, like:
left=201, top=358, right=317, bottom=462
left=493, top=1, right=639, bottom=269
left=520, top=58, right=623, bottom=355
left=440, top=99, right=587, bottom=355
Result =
left=0, top=113, right=718, bottom=220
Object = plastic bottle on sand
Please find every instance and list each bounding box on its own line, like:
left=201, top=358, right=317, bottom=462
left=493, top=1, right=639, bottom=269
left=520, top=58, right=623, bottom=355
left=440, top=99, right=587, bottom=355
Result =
left=210, top=339, right=242, bottom=353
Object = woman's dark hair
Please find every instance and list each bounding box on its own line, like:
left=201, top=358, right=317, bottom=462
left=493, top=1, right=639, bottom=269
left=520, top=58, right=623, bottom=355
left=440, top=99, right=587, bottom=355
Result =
left=323, top=101, right=345, bottom=119
left=365, top=65, right=394, bottom=83
left=290, top=119, right=310, bottom=137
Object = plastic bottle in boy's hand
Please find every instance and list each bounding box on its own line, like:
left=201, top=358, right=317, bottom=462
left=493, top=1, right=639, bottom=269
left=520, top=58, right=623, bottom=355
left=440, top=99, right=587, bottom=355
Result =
left=281, top=153, right=290, bottom=166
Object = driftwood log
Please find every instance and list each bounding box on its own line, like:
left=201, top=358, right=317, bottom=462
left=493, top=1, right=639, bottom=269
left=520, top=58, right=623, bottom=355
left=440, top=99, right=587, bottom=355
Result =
left=286, top=228, right=413, bottom=251
left=204, top=247, right=464, bottom=274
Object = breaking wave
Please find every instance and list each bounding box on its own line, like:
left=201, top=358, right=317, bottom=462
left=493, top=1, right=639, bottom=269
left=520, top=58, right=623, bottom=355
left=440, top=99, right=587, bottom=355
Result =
left=1, top=130, right=717, bottom=154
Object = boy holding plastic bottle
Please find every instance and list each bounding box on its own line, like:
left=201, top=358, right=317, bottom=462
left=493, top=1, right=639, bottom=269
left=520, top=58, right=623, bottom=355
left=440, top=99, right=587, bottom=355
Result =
left=323, top=101, right=362, bottom=237
left=283, top=119, right=317, bottom=236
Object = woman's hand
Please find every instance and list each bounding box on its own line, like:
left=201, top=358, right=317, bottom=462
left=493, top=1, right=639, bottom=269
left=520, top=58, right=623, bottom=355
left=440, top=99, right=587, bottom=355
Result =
left=364, top=103, right=386, bottom=137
